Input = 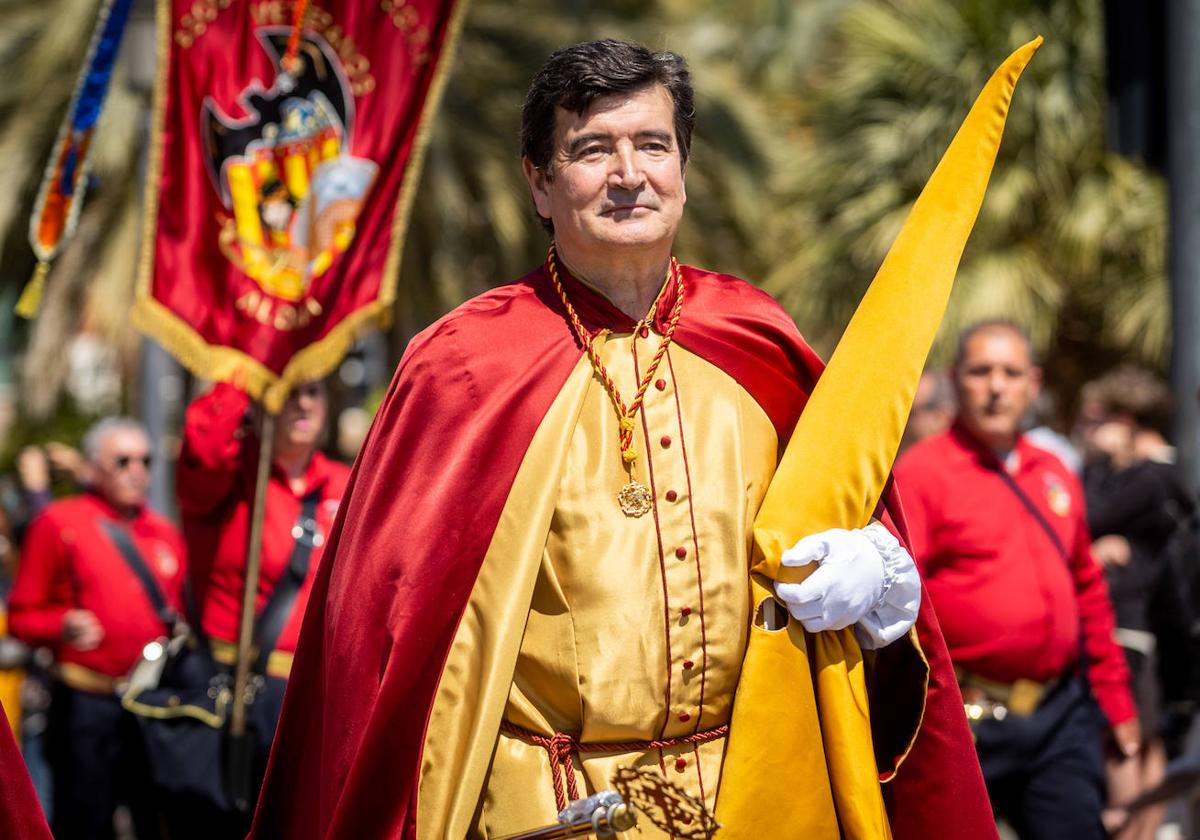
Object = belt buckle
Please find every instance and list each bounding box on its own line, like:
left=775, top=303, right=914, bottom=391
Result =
left=1007, top=679, right=1044, bottom=716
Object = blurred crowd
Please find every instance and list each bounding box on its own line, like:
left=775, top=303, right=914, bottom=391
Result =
left=898, top=324, right=1200, bottom=840
left=0, top=379, right=348, bottom=839
left=0, top=320, right=1198, bottom=840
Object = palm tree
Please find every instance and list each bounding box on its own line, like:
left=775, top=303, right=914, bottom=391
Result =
left=760, top=0, right=1167, bottom=412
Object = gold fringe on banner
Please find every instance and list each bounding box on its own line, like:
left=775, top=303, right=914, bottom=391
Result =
left=133, top=0, right=472, bottom=413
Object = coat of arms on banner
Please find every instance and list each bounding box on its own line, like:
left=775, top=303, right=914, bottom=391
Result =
left=136, top=0, right=465, bottom=412
left=202, top=28, right=377, bottom=303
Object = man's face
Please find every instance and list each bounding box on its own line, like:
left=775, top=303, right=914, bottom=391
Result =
left=523, top=84, right=686, bottom=263
left=954, top=328, right=1041, bottom=450
left=92, top=428, right=152, bottom=511
left=275, top=381, right=327, bottom=454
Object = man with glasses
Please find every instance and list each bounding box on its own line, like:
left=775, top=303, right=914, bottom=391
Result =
left=8, top=417, right=186, bottom=839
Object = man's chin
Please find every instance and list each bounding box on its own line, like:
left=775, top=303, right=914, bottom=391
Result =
left=980, top=421, right=1021, bottom=446
left=593, top=220, right=673, bottom=248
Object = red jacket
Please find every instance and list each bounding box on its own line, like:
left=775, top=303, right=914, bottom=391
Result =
left=177, top=384, right=350, bottom=656
left=8, top=493, right=186, bottom=679
left=895, top=423, right=1135, bottom=726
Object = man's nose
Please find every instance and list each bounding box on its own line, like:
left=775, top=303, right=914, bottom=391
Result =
left=609, top=144, right=645, bottom=189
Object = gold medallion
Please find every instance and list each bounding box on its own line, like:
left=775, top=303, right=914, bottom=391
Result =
left=617, top=480, right=653, bottom=517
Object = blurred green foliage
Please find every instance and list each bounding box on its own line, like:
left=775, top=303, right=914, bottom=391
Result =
left=0, top=0, right=1168, bottom=434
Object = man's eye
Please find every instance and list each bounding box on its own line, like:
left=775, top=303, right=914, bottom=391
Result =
left=579, top=146, right=607, bottom=158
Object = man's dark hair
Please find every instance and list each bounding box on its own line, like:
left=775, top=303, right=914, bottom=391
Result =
left=521, top=40, right=695, bottom=206
left=953, top=319, right=1037, bottom=369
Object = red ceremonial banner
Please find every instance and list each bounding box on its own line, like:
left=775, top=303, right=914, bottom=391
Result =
left=134, top=0, right=466, bottom=412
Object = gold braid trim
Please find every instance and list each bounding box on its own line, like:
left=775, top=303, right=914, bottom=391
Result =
left=544, top=243, right=684, bottom=465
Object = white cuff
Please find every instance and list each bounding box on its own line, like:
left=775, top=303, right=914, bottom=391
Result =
left=853, top=521, right=922, bottom=650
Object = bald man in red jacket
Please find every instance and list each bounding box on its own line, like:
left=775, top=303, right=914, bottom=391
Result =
left=897, top=321, right=1136, bottom=840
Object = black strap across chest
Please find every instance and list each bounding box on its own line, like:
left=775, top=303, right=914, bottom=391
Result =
left=100, top=520, right=177, bottom=630
left=986, top=463, right=1072, bottom=566
left=101, top=491, right=321, bottom=675
left=252, top=489, right=322, bottom=674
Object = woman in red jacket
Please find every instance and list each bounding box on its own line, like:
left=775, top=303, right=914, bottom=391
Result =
left=174, top=381, right=350, bottom=836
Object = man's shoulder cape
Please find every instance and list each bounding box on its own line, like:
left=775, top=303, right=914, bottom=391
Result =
left=250, top=264, right=992, bottom=839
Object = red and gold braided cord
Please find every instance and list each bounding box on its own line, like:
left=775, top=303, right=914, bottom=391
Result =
left=545, top=244, right=684, bottom=467
left=500, top=718, right=728, bottom=812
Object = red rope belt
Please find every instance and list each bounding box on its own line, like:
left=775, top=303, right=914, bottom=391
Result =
left=499, top=719, right=729, bottom=811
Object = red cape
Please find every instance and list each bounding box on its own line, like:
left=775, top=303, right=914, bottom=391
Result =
left=0, top=702, right=51, bottom=839
left=251, top=265, right=994, bottom=839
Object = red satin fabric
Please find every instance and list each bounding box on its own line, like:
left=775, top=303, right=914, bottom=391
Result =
left=251, top=265, right=992, bottom=838
left=0, top=702, right=51, bottom=840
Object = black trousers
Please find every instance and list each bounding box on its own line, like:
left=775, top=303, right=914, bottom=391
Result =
left=974, top=676, right=1106, bottom=840
left=48, top=684, right=163, bottom=840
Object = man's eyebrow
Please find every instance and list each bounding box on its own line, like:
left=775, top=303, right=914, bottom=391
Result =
left=565, top=132, right=613, bottom=154
left=563, top=129, right=676, bottom=155
left=636, top=130, right=674, bottom=144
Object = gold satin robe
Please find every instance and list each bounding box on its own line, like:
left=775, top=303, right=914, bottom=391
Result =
left=472, top=328, right=779, bottom=837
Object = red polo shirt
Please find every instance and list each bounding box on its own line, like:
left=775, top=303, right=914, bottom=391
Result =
left=8, top=493, right=186, bottom=678
left=895, top=424, right=1135, bottom=726
left=177, top=383, right=350, bottom=656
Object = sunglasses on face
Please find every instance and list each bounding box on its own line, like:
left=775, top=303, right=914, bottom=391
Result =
left=113, top=454, right=153, bottom=471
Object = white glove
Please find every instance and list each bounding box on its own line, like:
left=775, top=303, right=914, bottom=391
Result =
left=773, top=521, right=921, bottom=649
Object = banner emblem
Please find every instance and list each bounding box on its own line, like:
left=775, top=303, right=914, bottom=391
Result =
left=204, top=30, right=377, bottom=302
left=135, top=0, right=466, bottom=413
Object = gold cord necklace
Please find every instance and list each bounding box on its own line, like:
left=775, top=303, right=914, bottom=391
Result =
left=545, top=243, right=685, bottom=517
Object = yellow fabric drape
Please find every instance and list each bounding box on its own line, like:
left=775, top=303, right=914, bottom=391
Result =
left=715, top=38, right=1043, bottom=840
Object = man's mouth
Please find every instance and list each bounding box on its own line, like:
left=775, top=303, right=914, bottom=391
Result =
left=603, top=203, right=654, bottom=215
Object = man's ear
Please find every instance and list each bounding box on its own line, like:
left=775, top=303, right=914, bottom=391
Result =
left=522, top=157, right=553, bottom=222
left=1029, top=366, right=1044, bottom=401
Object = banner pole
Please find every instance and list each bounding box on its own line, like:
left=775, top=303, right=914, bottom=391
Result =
left=227, top=408, right=275, bottom=811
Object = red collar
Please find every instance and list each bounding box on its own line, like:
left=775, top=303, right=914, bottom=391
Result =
left=539, top=260, right=685, bottom=336
left=83, top=489, right=145, bottom=524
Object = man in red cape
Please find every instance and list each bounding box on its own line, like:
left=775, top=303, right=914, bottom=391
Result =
left=252, top=40, right=994, bottom=839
